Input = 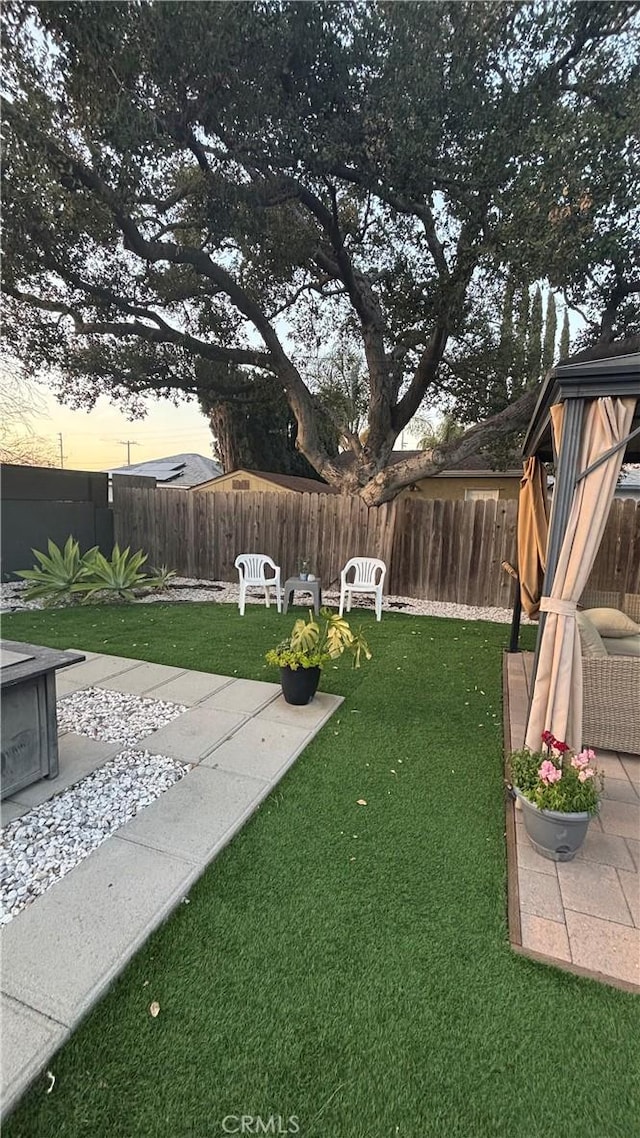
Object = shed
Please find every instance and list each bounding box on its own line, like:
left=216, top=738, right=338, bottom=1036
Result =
left=193, top=468, right=340, bottom=495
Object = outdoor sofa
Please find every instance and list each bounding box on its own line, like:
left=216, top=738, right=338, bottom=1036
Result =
left=578, top=589, right=640, bottom=756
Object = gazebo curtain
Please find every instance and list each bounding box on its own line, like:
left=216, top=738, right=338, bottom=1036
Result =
left=525, top=396, right=636, bottom=752
left=517, top=456, right=550, bottom=619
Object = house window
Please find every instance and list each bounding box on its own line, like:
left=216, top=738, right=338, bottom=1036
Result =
left=232, top=479, right=250, bottom=490
left=464, top=488, right=499, bottom=502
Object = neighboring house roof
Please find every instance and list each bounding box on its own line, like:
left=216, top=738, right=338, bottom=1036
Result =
left=619, top=466, right=640, bottom=490
left=108, top=453, right=222, bottom=488
left=377, top=451, right=523, bottom=478
left=196, top=468, right=341, bottom=494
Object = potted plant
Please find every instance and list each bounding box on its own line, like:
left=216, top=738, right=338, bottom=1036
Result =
left=509, top=731, right=603, bottom=861
left=265, top=608, right=371, bottom=705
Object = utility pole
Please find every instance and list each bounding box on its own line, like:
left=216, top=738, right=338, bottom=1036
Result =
left=58, top=432, right=64, bottom=469
left=117, top=440, right=139, bottom=466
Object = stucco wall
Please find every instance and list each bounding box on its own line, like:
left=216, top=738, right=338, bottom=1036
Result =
left=399, top=475, right=521, bottom=501
left=194, top=472, right=292, bottom=494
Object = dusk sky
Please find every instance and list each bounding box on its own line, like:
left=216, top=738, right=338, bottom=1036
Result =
left=29, top=387, right=215, bottom=472
left=27, top=379, right=423, bottom=472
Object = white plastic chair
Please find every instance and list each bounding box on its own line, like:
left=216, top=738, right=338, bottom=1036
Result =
left=339, top=557, right=387, bottom=622
left=234, top=554, right=282, bottom=616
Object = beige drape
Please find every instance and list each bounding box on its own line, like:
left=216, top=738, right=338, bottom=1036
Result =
left=517, top=457, right=550, bottom=618
left=525, top=396, right=636, bottom=752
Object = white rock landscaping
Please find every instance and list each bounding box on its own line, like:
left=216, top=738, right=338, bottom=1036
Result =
left=57, top=686, right=187, bottom=748
left=1, top=750, right=188, bottom=925
left=1, top=575, right=529, bottom=625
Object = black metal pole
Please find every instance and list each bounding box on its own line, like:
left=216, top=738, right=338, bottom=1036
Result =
left=508, top=589, right=522, bottom=653
left=502, top=560, right=522, bottom=653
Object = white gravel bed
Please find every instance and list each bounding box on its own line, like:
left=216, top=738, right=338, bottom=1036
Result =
left=58, top=687, right=187, bottom=748
left=137, top=577, right=529, bottom=624
left=1, top=575, right=528, bottom=625
left=1, top=751, right=189, bottom=924
left=1, top=580, right=44, bottom=613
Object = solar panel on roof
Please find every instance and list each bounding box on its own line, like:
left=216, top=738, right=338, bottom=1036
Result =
left=129, top=462, right=186, bottom=480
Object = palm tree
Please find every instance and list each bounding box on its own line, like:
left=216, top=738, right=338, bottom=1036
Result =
left=414, top=413, right=464, bottom=452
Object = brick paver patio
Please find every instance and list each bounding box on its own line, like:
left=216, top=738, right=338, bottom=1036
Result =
left=505, top=651, right=639, bottom=990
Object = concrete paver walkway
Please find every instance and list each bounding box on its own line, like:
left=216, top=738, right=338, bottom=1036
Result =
left=1, top=652, right=342, bottom=1117
left=505, top=651, right=639, bottom=991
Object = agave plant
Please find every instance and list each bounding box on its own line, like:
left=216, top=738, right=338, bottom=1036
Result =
left=16, top=536, right=96, bottom=605
left=147, top=564, right=177, bottom=590
left=76, top=544, right=151, bottom=601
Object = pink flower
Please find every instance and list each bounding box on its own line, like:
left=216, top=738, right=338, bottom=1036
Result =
left=538, top=759, right=562, bottom=785
left=572, top=748, right=597, bottom=769
left=578, top=768, right=595, bottom=782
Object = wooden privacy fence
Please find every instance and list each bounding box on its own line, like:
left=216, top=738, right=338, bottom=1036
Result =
left=113, top=485, right=640, bottom=609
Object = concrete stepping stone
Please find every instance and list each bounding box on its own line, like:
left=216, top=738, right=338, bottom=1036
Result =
left=9, top=734, right=120, bottom=809
left=95, top=662, right=187, bottom=696
left=1, top=801, right=28, bottom=827
left=60, top=654, right=142, bottom=686
left=1, top=837, right=194, bottom=1026
left=198, top=678, right=280, bottom=715
left=117, top=766, right=268, bottom=864
left=55, top=677, right=87, bottom=700
left=142, top=669, right=233, bottom=706
left=256, top=691, right=342, bottom=729
left=1, top=995, right=68, bottom=1119
left=203, top=718, right=312, bottom=781
left=136, top=706, right=246, bottom=763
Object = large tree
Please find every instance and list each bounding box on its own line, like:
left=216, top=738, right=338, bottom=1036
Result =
left=200, top=364, right=338, bottom=476
left=2, top=1, right=639, bottom=502
left=0, top=359, right=57, bottom=467
left=441, top=277, right=565, bottom=427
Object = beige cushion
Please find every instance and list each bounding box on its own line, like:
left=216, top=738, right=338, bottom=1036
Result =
left=584, top=607, right=640, bottom=638
left=602, top=635, right=640, bottom=658
left=576, top=612, right=608, bottom=657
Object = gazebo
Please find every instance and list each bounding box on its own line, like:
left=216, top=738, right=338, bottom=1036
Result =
left=519, top=345, right=640, bottom=755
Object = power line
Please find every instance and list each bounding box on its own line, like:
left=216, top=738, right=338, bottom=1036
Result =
left=82, top=427, right=210, bottom=441
left=117, top=440, right=140, bottom=465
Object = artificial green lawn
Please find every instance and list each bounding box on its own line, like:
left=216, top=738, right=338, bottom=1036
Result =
left=2, top=603, right=638, bottom=1138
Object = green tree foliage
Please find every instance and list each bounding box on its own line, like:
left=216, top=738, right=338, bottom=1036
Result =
left=560, top=310, right=571, bottom=360
left=527, top=287, right=543, bottom=385
left=2, top=2, right=638, bottom=503
left=542, top=291, right=558, bottom=375
left=414, top=414, right=465, bottom=452
left=513, top=282, right=531, bottom=383
left=198, top=364, right=336, bottom=478
left=442, top=278, right=565, bottom=426
left=311, top=352, right=370, bottom=443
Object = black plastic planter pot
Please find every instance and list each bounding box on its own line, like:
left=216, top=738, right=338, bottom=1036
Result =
left=280, top=665, right=321, bottom=705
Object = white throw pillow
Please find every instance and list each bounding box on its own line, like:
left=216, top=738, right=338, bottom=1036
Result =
left=602, top=635, right=640, bottom=658
left=583, top=607, right=640, bottom=638
left=576, top=612, right=608, bottom=658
